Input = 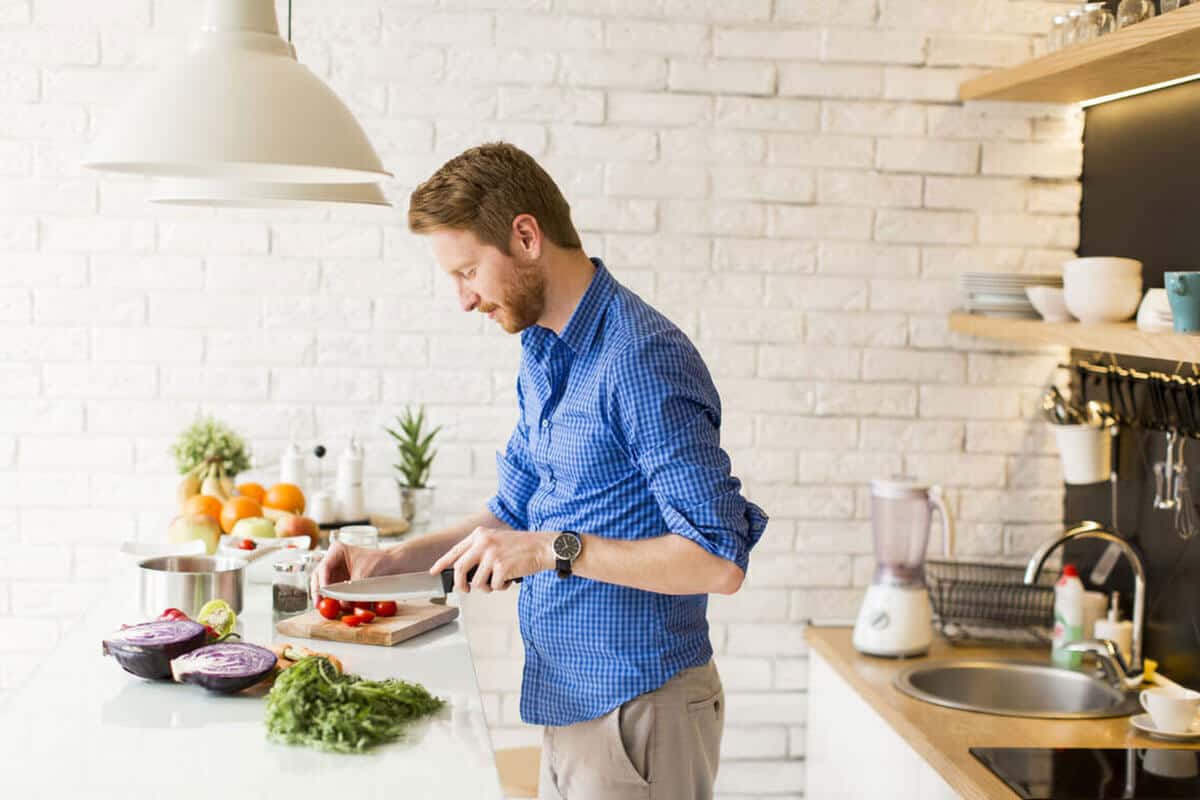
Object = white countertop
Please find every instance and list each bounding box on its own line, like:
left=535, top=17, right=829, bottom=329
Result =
left=0, top=571, right=504, bottom=799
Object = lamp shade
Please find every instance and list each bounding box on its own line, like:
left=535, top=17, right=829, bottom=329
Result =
left=83, top=0, right=390, bottom=184
left=151, top=180, right=391, bottom=208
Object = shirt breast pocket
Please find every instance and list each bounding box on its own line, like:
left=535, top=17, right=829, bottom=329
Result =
left=551, top=409, right=632, bottom=489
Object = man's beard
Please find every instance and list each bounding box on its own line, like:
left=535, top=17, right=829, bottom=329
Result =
left=484, top=258, right=545, bottom=333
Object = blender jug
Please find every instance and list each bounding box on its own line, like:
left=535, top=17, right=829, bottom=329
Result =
left=853, top=478, right=954, bottom=657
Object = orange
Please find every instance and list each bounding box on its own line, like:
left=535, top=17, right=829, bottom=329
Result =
left=264, top=483, right=305, bottom=514
left=184, top=494, right=223, bottom=520
left=236, top=482, right=266, bottom=503
left=220, top=496, right=263, bottom=534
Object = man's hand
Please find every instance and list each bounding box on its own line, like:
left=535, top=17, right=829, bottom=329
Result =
left=429, top=527, right=555, bottom=593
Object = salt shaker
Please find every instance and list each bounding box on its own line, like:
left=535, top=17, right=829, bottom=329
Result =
left=335, top=434, right=365, bottom=522
left=280, top=440, right=306, bottom=494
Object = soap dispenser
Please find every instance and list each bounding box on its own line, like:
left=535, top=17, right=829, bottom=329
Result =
left=1093, top=591, right=1133, bottom=665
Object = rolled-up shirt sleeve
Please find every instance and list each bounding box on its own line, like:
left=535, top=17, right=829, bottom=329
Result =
left=605, top=330, right=767, bottom=572
left=488, top=377, right=539, bottom=531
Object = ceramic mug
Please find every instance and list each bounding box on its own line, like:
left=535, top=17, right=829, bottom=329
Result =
left=1140, top=748, right=1200, bottom=779
left=1140, top=686, right=1200, bottom=734
left=1165, top=271, right=1200, bottom=333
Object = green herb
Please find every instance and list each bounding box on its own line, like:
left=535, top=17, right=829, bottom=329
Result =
left=383, top=405, right=441, bottom=489
left=170, top=415, right=252, bottom=477
left=265, top=656, right=445, bottom=753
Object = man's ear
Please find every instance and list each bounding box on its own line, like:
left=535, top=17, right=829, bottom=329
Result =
left=511, top=214, right=542, bottom=260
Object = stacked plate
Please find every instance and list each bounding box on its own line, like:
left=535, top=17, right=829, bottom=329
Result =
left=960, top=272, right=1063, bottom=319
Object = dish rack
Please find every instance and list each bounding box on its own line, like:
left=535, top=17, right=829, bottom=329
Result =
left=925, top=559, right=1056, bottom=645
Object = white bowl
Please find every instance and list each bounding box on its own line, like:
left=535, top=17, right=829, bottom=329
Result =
left=1062, top=257, right=1143, bottom=279
left=1025, top=286, right=1072, bottom=322
left=1063, top=273, right=1143, bottom=323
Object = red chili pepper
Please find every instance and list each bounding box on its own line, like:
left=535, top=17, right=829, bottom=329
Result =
left=158, top=608, right=189, bottom=622
left=204, top=624, right=218, bottom=640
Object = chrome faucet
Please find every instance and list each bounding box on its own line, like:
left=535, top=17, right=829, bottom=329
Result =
left=1024, top=521, right=1146, bottom=686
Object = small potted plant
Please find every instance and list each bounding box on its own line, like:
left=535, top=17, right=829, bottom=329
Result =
left=384, top=405, right=441, bottom=528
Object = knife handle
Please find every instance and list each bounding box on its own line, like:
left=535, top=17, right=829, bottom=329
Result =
left=440, top=567, right=524, bottom=593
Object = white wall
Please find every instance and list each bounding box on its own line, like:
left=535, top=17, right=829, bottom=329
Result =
left=0, top=1, right=1083, bottom=796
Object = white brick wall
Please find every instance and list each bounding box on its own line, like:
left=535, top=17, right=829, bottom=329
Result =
left=0, top=1, right=1082, bottom=796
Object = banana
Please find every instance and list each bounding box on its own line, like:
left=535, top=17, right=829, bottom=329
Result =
left=217, top=464, right=234, bottom=498
left=200, top=463, right=228, bottom=502
left=176, top=463, right=203, bottom=511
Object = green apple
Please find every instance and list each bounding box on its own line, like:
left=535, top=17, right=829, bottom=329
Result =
left=167, top=513, right=221, bottom=555
left=232, top=516, right=277, bottom=540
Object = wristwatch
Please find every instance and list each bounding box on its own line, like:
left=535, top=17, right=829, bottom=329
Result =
left=552, top=531, right=582, bottom=578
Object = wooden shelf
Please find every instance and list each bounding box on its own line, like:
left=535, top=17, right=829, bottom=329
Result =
left=960, top=4, right=1200, bottom=103
left=949, top=312, right=1200, bottom=361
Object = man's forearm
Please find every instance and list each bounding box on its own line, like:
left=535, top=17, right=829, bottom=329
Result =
left=384, top=508, right=512, bottom=572
left=569, top=532, right=744, bottom=596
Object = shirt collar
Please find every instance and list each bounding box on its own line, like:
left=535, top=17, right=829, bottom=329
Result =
left=521, top=258, right=615, bottom=356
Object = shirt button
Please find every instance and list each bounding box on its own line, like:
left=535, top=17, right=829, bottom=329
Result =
left=541, top=420, right=551, bottom=429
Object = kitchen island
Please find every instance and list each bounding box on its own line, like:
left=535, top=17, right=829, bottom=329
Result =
left=0, top=573, right=504, bottom=799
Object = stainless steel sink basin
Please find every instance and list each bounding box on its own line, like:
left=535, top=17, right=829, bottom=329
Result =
left=894, top=660, right=1140, bottom=719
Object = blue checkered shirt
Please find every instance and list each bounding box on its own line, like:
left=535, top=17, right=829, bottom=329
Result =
left=487, top=258, right=768, bottom=726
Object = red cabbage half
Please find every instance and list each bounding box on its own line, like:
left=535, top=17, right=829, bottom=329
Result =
left=102, top=619, right=208, bottom=680
left=170, top=642, right=277, bottom=693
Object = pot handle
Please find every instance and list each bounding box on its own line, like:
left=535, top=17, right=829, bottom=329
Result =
left=929, top=486, right=955, bottom=559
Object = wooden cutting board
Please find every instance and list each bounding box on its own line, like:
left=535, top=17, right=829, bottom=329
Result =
left=275, top=602, right=458, bottom=646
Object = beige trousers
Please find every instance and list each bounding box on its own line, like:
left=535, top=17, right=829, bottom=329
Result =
left=538, top=661, right=724, bottom=800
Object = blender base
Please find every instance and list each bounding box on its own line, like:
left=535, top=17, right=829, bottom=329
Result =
left=852, top=583, right=934, bottom=657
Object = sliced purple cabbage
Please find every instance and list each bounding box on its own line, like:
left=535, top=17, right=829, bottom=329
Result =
left=170, top=642, right=277, bottom=693
left=102, top=619, right=208, bottom=680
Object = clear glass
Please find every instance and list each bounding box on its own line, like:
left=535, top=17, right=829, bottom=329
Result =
left=272, top=558, right=310, bottom=621
left=1077, top=2, right=1116, bottom=41
left=334, top=524, right=379, bottom=548
left=870, top=491, right=933, bottom=587
left=1162, top=0, right=1190, bottom=12
left=1047, top=15, right=1069, bottom=52
left=1063, top=8, right=1085, bottom=47
left=1117, top=0, right=1156, bottom=28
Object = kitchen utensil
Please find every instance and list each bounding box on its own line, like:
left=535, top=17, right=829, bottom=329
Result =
left=1053, top=423, right=1110, bottom=484
left=1153, top=430, right=1181, bottom=510
left=1025, top=286, right=1071, bottom=322
left=137, top=555, right=245, bottom=618
left=1173, top=442, right=1200, bottom=540
left=924, top=559, right=1055, bottom=643
left=1140, top=687, right=1200, bottom=734
left=1165, top=272, right=1200, bottom=333
left=275, top=602, right=459, bottom=646
left=853, top=478, right=954, bottom=657
left=960, top=272, right=1061, bottom=319
left=119, top=539, right=206, bottom=566
left=322, top=567, right=521, bottom=604
left=1041, top=385, right=1082, bottom=425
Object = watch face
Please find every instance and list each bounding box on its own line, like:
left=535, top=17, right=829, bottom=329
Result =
left=554, top=533, right=581, bottom=560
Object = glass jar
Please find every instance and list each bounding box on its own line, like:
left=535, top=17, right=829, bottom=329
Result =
left=1063, top=7, right=1085, bottom=47
left=1077, top=2, right=1115, bottom=42
left=1117, top=0, right=1155, bottom=28
left=334, top=524, right=379, bottom=549
left=272, top=557, right=311, bottom=621
left=1047, top=15, right=1070, bottom=52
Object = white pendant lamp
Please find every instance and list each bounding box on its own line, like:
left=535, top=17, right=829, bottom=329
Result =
left=151, top=180, right=391, bottom=208
left=84, top=0, right=390, bottom=184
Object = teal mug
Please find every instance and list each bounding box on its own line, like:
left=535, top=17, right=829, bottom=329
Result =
left=1165, top=272, right=1200, bottom=333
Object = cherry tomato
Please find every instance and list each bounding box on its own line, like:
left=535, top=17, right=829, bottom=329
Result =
left=374, top=601, right=397, bottom=617
left=339, top=600, right=356, bottom=614
left=341, top=614, right=364, bottom=627
left=317, top=598, right=341, bottom=621
left=238, top=538, right=257, bottom=550
left=352, top=608, right=376, bottom=624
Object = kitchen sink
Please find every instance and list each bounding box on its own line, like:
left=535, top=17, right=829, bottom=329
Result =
left=894, top=660, right=1140, bottom=719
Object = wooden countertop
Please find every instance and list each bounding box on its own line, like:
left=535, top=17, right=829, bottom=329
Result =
left=805, top=626, right=1199, bottom=800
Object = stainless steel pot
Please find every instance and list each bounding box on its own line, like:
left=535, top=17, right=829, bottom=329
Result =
left=138, top=555, right=245, bottom=618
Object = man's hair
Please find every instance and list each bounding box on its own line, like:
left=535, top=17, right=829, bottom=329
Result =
left=407, top=142, right=582, bottom=254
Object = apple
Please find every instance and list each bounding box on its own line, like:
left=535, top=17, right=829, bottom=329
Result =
left=167, top=513, right=221, bottom=555
left=275, top=514, right=319, bottom=549
left=231, top=516, right=277, bottom=540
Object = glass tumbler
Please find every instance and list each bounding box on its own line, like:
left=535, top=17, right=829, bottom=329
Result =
left=1063, top=7, right=1085, bottom=47
left=1117, top=0, right=1155, bottom=28
left=1162, top=0, right=1189, bottom=13
left=1047, top=15, right=1070, bottom=52
left=1077, top=2, right=1116, bottom=41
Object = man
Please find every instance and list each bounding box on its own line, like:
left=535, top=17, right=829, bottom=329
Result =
left=314, top=142, right=767, bottom=799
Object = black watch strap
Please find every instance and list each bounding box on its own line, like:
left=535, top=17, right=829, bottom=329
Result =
left=555, top=530, right=582, bottom=578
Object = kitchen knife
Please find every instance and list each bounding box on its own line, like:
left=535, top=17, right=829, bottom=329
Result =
left=321, top=567, right=521, bottom=603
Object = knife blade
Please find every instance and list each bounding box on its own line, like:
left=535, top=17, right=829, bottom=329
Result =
left=321, top=567, right=522, bottom=603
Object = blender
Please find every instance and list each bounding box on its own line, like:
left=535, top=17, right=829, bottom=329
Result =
left=853, top=478, right=955, bottom=657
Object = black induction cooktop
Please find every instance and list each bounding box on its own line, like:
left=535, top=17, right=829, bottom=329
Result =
left=971, top=748, right=1200, bottom=799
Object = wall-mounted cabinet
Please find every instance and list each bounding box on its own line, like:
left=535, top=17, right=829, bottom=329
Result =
left=959, top=5, right=1200, bottom=103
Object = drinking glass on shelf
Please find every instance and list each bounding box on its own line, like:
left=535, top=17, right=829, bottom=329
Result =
left=1063, top=7, right=1085, bottom=47
left=1117, top=0, right=1155, bottom=28
left=1077, top=2, right=1116, bottom=41
left=1162, top=0, right=1189, bottom=13
left=1047, top=15, right=1070, bottom=52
